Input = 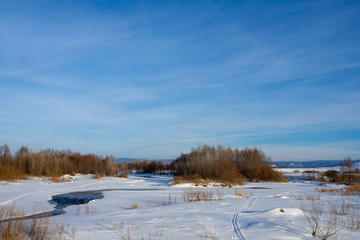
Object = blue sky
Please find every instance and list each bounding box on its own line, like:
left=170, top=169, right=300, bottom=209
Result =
left=1, top=0, right=359, bottom=161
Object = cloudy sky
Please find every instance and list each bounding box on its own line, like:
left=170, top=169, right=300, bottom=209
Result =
left=1, top=0, right=359, bottom=161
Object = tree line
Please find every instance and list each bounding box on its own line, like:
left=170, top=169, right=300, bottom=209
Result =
left=170, top=144, right=287, bottom=183
left=1, top=143, right=288, bottom=183
left=0, top=144, right=118, bottom=180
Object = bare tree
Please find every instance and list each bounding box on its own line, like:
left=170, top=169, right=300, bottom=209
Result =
left=0, top=144, right=12, bottom=165
left=299, top=197, right=346, bottom=239
left=0, top=144, right=11, bottom=158
left=340, top=157, right=355, bottom=184
left=16, top=146, right=30, bottom=158
left=300, top=199, right=323, bottom=236
left=317, top=201, right=345, bottom=240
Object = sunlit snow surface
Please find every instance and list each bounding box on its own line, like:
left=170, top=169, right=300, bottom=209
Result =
left=1, top=173, right=359, bottom=239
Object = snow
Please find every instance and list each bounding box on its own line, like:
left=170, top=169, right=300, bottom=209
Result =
left=1, top=174, right=359, bottom=240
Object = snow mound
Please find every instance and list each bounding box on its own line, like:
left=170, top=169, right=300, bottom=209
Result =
left=172, top=183, right=193, bottom=188
left=265, top=208, right=303, bottom=216
left=60, top=174, right=78, bottom=182
left=273, top=195, right=289, bottom=199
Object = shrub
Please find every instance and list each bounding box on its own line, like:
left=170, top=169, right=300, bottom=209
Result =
left=182, top=189, right=221, bottom=202
left=92, top=172, right=103, bottom=179
left=171, top=176, right=186, bottom=185
left=51, top=176, right=64, bottom=183
left=118, top=173, right=128, bottom=178
left=235, top=190, right=247, bottom=197
left=315, top=188, right=340, bottom=194
left=130, top=204, right=139, bottom=209
left=193, top=177, right=211, bottom=187
left=298, top=196, right=346, bottom=239
left=322, top=170, right=340, bottom=182
left=0, top=164, right=27, bottom=181
left=256, top=165, right=288, bottom=182
left=346, top=201, right=360, bottom=230
left=344, top=183, right=360, bottom=195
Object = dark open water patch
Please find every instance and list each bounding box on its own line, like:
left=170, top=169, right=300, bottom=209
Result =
left=50, top=190, right=105, bottom=207
left=0, top=188, right=159, bottom=221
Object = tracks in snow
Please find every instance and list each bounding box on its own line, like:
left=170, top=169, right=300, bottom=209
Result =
left=232, top=196, right=256, bottom=240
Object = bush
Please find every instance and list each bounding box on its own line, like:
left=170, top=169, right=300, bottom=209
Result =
left=256, top=165, right=288, bottom=182
left=51, top=176, right=64, bottom=183
left=92, top=172, right=103, bottom=179
left=130, top=204, right=139, bottom=209
left=171, top=176, right=186, bottom=185
left=322, top=170, right=340, bottom=182
left=118, top=173, right=128, bottom=178
left=299, top=197, right=346, bottom=239
left=235, top=190, right=247, bottom=197
left=344, top=183, right=360, bottom=195
left=0, top=164, right=27, bottom=181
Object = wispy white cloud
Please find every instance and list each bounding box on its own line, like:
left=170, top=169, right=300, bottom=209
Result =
left=0, top=0, right=359, bottom=160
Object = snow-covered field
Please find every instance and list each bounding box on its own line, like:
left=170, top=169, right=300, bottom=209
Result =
left=1, top=173, right=359, bottom=240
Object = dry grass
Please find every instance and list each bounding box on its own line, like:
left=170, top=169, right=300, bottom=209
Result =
left=344, top=183, right=360, bottom=195
left=182, top=189, right=221, bottom=202
left=93, top=172, right=103, bottom=179
left=193, top=178, right=211, bottom=187
left=159, top=194, right=178, bottom=207
left=295, top=195, right=304, bottom=201
left=52, top=176, right=62, bottom=183
left=295, top=195, right=321, bottom=201
left=118, top=173, right=128, bottom=178
left=114, top=222, right=172, bottom=240
left=172, top=175, right=242, bottom=187
left=171, top=176, right=186, bottom=185
left=112, top=221, right=117, bottom=231
left=0, top=204, right=74, bottom=240
left=130, top=204, right=139, bottom=209
left=314, top=184, right=360, bottom=196
left=75, top=204, right=98, bottom=215
left=76, top=206, right=81, bottom=216
left=0, top=164, right=28, bottom=181
left=84, top=204, right=90, bottom=214
left=315, top=188, right=340, bottom=194
left=199, top=225, right=219, bottom=240
left=346, top=201, right=360, bottom=230
left=235, top=190, right=248, bottom=197
left=305, top=195, right=321, bottom=201
left=51, top=176, right=68, bottom=183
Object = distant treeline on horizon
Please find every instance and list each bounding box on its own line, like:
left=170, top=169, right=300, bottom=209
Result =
left=115, top=158, right=360, bottom=168
left=272, top=160, right=360, bottom=168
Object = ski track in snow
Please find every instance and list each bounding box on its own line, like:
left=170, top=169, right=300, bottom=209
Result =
left=232, top=196, right=256, bottom=240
